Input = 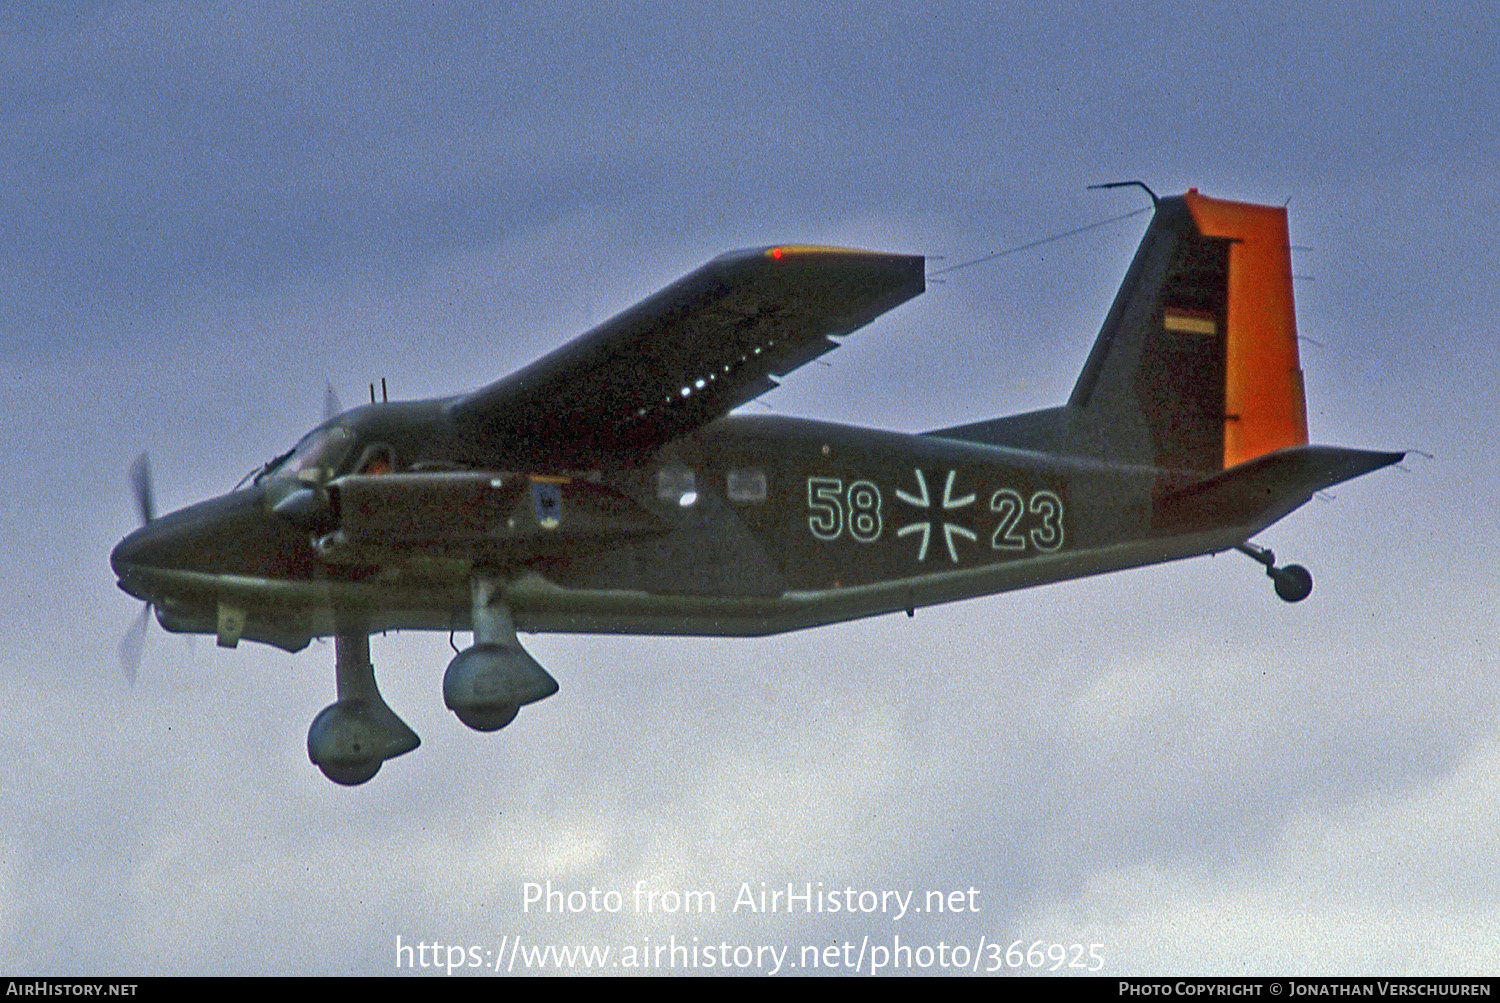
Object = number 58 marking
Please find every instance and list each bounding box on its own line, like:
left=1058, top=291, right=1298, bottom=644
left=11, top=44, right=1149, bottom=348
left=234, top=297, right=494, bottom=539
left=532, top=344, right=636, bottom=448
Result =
left=807, top=477, right=882, bottom=543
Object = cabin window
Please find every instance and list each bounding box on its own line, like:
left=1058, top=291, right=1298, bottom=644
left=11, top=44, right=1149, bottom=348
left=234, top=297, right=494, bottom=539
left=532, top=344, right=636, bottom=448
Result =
left=726, top=468, right=767, bottom=504
left=655, top=467, right=698, bottom=507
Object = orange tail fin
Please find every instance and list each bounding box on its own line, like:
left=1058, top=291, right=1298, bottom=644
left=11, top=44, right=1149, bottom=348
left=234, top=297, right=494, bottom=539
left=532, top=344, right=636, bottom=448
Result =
left=1065, top=188, right=1309, bottom=472
left=1182, top=191, right=1308, bottom=468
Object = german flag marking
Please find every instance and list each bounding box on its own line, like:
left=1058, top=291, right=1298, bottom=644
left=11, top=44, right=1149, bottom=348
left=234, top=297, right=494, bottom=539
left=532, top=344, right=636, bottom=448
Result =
left=1164, top=309, right=1217, bottom=335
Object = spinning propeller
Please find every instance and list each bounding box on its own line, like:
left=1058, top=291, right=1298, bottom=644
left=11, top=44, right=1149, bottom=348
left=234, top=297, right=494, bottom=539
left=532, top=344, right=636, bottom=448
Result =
left=130, top=452, right=154, bottom=525
left=118, top=453, right=155, bottom=684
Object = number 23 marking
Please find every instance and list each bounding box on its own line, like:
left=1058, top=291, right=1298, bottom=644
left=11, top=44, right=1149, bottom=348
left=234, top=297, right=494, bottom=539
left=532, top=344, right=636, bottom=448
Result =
left=990, top=489, right=1063, bottom=552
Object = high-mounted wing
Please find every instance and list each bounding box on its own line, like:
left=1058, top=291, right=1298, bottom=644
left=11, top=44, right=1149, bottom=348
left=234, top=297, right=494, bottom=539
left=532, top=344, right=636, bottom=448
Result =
left=448, top=246, right=925, bottom=468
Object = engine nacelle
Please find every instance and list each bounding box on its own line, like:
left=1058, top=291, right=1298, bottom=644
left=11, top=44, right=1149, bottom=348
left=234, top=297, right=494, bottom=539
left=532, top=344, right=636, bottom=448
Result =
left=307, top=699, right=421, bottom=786
left=443, top=643, right=559, bottom=732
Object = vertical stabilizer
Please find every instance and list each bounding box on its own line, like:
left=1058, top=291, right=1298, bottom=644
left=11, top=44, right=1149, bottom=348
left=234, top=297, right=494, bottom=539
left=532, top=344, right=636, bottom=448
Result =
left=1065, top=189, right=1308, bottom=472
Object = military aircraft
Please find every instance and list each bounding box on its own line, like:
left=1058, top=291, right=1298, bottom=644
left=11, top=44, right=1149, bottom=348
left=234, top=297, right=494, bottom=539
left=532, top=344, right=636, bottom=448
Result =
left=111, top=188, right=1401, bottom=785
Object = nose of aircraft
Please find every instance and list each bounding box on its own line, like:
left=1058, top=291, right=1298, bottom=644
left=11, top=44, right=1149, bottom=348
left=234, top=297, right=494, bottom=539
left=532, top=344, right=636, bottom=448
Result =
left=110, top=522, right=159, bottom=599
left=111, top=488, right=316, bottom=602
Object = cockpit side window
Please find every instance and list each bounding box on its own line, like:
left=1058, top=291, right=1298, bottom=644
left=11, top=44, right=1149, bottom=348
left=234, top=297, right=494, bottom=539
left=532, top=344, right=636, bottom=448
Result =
left=356, top=444, right=396, bottom=476
left=263, top=427, right=355, bottom=484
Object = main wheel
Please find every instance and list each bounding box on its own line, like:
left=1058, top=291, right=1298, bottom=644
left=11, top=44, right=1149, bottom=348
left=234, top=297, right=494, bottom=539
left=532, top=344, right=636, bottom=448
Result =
left=444, top=643, right=556, bottom=732
left=317, top=758, right=382, bottom=786
left=306, top=700, right=418, bottom=785
left=453, top=702, right=519, bottom=732
left=1271, top=564, right=1313, bottom=603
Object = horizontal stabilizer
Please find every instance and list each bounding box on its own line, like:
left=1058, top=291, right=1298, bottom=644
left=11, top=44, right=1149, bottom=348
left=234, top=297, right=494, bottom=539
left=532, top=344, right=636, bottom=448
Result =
left=1157, top=446, right=1403, bottom=529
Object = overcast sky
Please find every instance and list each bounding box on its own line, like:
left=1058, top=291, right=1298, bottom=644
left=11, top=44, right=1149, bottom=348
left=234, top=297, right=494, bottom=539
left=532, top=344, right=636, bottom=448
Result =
left=2, top=1, right=1497, bottom=976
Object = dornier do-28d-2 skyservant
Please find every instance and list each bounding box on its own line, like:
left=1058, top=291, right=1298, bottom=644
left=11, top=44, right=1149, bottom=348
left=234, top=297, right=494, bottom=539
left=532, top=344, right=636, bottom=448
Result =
left=112, top=188, right=1402, bottom=785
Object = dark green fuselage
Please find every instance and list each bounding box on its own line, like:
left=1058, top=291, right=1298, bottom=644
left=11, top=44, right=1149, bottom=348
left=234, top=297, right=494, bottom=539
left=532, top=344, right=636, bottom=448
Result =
left=111, top=398, right=1391, bottom=653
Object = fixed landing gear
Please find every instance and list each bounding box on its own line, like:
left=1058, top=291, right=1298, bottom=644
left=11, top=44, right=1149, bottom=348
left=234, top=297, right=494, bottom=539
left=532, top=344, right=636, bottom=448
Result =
left=1234, top=542, right=1313, bottom=603
left=443, top=575, right=558, bottom=732
left=306, top=632, right=420, bottom=785
left=304, top=577, right=558, bottom=784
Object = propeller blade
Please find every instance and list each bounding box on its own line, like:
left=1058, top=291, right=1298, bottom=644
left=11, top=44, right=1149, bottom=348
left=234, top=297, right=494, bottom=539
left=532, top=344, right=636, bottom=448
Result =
left=324, top=383, right=343, bottom=422
left=119, top=603, right=150, bottom=686
left=129, top=453, right=154, bottom=525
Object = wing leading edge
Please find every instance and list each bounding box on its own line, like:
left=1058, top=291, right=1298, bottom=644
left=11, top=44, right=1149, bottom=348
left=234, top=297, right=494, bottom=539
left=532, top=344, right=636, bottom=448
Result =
left=449, top=246, right=925, bottom=468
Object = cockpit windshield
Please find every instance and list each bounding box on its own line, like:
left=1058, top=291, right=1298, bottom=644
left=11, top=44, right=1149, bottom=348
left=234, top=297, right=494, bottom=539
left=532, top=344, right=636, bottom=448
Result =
left=257, top=426, right=356, bottom=484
